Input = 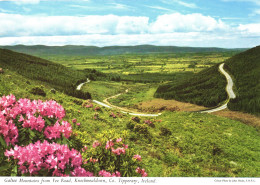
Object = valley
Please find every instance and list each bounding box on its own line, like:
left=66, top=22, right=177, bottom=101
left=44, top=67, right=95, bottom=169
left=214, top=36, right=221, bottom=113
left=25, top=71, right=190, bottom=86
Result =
left=0, top=45, right=259, bottom=177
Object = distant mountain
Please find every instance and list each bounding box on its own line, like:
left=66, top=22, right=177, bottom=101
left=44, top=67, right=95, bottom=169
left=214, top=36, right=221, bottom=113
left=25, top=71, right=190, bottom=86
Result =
left=155, top=46, right=260, bottom=115
left=0, top=45, right=247, bottom=56
left=0, top=48, right=91, bottom=99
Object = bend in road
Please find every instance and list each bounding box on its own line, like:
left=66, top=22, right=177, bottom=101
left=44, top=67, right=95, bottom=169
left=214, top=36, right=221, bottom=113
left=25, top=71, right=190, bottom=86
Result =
left=77, top=63, right=236, bottom=115
left=76, top=80, right=161, bottom=117
left=200, top=63, right=236, bottom=113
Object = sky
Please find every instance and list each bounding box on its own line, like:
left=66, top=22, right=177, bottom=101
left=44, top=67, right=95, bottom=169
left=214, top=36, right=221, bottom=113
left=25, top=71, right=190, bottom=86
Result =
left=0, top=0, right=260, bottom=48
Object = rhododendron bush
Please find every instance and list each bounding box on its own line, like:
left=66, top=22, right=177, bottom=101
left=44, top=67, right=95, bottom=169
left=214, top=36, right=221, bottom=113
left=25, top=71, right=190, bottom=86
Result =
left=0, top=95, right=147, bottom=177
left=81, top=130, right=147, bottom=177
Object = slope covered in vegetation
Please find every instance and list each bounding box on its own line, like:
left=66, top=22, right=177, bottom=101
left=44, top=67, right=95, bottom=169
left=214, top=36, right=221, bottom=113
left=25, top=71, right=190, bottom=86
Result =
left=155, top=46, right=260, bottom=115
left=0, top=51, right=259, bottom=177
left=155, top=64, right=227, bottom=107
left=225, top=46, right=260, bottom=115
left=0, top=48, right=91, bottom=99
left=0, top=67, right=260, bottom=177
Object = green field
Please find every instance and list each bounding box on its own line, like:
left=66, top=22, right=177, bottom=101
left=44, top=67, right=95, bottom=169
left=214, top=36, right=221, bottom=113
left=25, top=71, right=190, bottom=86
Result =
left=41, top=52, right=236, bottom=75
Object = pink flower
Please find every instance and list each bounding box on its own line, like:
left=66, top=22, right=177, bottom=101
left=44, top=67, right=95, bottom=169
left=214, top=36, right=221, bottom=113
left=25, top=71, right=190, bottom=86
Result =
left=136, top=167, right=148, bottom=177
left=4, top=140, right=85, bottom=176
left=72, top=118, right=77, bottom=123
left=123, top=144, right=128, bottom=149
left=112, top=147, right=125, bottom=155
left=71, top=167, right=94, bottom=177
left=94, top=106, right=101, bottom=111
left=142, top=172, right=148, bottom=177
left=99, top=170, right=112, bottom=177
left=116, top=138, right=122, bottom=143
left=136, top=167, right=141, bottom=174
left=133, top=154, right=142, bottom=161
left=92, top=140, right=101, bottom=148
left=105, top=140, right=114, bottom=150
left=89, top=157, right=98, bottom=163
left=85, top=104, right=93, bottom=108
left=112, top=171, right=121, bottom=177
left=18, top=115, right=24, bottom=122
left=76, top=123, right=81, bottom=126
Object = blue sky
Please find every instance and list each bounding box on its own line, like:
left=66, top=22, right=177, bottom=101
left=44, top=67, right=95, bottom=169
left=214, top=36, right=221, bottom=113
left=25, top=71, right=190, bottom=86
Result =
left=0, top=0, right=260, bottom=48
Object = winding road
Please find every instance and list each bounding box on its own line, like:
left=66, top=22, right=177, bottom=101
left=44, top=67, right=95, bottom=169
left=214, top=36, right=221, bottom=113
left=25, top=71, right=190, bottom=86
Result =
left=199, top=63, right=236, bottom=113
left=76, top=79, right=161, bottom=117
left=76, top=63, right=236, bottom=116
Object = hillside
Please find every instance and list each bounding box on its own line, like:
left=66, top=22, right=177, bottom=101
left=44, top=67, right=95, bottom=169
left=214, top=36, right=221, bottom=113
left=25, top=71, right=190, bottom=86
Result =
left=225, top=46, right=260, bottom=115
left=0, top=65, right=260, bottom=177
left=155, top=46, right=260, bottom=115
left=155, top=64, right=227, bottom=107
left=0, top=45, right=246, bottom=56
left=0, top=48, right=91, bottom=99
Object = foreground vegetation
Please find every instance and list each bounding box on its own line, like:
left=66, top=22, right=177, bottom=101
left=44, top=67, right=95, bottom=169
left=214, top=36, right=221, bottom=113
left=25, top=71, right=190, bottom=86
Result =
left=0, top=49, right=259, bottom=177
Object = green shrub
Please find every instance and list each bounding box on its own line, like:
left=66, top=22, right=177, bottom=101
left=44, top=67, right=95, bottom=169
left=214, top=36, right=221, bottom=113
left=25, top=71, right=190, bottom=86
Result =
left=29, top=86, right=46, bottom=96
left=160, top=127, right=172, bottom=136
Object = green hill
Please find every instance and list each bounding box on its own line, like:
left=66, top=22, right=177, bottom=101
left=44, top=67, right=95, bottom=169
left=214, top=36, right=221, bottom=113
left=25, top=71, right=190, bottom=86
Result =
left=155, top=63, right=227, bottom=107
left=225, top=46, right=260, bottom=115
left=155, top=46, right=260, bottom=115
left=0, top=58, right=260, bottom=177
left=0, top=45, right=246, bottom=56
left=0, top=48, right=91, bottom=99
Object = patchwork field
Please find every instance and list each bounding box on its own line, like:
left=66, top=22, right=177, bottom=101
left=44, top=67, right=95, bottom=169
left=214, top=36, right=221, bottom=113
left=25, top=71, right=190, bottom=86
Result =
left=42, top=52, right=237, bottom=75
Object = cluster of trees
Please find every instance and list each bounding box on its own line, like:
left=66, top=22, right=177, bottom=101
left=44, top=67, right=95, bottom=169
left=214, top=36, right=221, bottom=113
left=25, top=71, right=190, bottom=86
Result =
left=155, top=64, right=227, bottom=107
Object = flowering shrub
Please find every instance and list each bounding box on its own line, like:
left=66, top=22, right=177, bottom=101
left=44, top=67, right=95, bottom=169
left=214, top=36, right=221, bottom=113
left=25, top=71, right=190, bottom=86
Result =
left=0, top=95, right=147, bottom=177
left=5, top=140, right=93, bottom=176
left=0, top=95, right=71, bottom=146
left=144, top=120, right=155, bottom=128
left=94, top=106, right=101, bottom=111
left=110, top=112, right=117, bottom=118
left=81, top=130, right=147, bottom=177
left=93, top=113, right=99, bottom=120
left=131, top=117, right=141, bottom=123
left=85, top=104, right=93, bottom=108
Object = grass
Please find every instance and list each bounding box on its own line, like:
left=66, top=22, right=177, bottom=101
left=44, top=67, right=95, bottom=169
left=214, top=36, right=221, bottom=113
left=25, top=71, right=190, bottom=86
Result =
left=109, top=83, right=158, bottom=108
left=81, top=81, right=126, bottom=101
left=40, top=52, right=235, bottom=76
left=1, top=48, right=259, bottom=177
left=1, top=66, right=260, bottom=177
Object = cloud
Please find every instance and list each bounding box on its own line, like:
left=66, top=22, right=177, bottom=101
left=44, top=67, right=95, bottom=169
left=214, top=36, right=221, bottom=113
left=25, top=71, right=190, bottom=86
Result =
left=108, top=3, right=131, bottom=10
left=145, top=5, right=174, bottom=12
left=238, top=23, right=260, bottom=36
left=0, top=7, right=13, bottom=13
left=161, top=0, right=198, bottom=8
left=149, top=13, right=229, bottom=33
left=0, top=12, right=230, bottom=37
left=0, top=12, right=259, bottom=48
left=0, top=13, right=149, bottom=36
left=0, top=0, right=40, bottom=4
left=221, top=0, right=260, bottom=6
